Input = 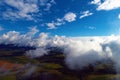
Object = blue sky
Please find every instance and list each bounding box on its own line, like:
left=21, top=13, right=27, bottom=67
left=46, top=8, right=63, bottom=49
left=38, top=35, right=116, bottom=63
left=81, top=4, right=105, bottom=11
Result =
left=0, top=0, right=120, bottom=36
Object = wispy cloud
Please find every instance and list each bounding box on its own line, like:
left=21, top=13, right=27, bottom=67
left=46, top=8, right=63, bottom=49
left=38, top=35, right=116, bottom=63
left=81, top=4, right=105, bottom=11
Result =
left=43, top=0, right=56, bottom=11
left=80, top=10, right=93, bottom=19
left=88, top=26, right=96, bottom=30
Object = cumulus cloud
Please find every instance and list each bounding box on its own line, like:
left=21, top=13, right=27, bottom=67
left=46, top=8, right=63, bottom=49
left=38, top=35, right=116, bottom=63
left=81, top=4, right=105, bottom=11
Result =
left=80, top=10, right=93, bottom=19
left=90, top=0, right=120, bottom=11
left=64, top=12, right=76, bottom=22
left=62, top=37, right=111, bottom=69
left=0, top=26, right=39, bottom=46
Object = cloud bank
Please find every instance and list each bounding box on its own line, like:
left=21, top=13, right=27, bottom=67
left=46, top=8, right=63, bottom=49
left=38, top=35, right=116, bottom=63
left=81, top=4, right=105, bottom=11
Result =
left=1, top=29, right=120, bottom=72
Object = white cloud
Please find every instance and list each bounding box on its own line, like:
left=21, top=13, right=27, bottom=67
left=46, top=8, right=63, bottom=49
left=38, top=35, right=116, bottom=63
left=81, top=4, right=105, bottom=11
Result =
left=118, top=14, right=120, bottom=19
left=43, top=0, right=56, bottom=11
left=64, top=12, right=76, bottom=22
left=80, top=10, right=93, bottom=19
left=0, top=26, right=4, bottom=31
left=3, top=0, right=39, bottom=20
left=90, top=0, right=101, bottom=5
left=46, top=18, right=65, bottom=29
left=91, top=0, right=120, bottom=11
left=2, top=30, right=120, bottom=75
left=24, top=35, right=117, bottom=69
left=0, top=31, right=20, bottom=44
left=0, top=26, right=39, bottom=46
left=2, top=30, right=120, bottom=72
left=46, top=22, right=56, bottom=29
left=54, top=18, right=65, bottom=26
left=26, top=47, right=49, bottom=58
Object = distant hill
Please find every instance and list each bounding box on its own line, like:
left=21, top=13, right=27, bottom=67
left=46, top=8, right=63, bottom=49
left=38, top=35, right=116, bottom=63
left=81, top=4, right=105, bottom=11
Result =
left=0, top=44, right=34, bottom=50
left=0, top=44, right=35, bottom=56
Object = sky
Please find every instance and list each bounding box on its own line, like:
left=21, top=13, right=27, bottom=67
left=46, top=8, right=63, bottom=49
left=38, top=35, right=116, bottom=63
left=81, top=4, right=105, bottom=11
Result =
left=0, top=0, right=120, bottom=37
left=1, top=0, right=120, bottom=74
